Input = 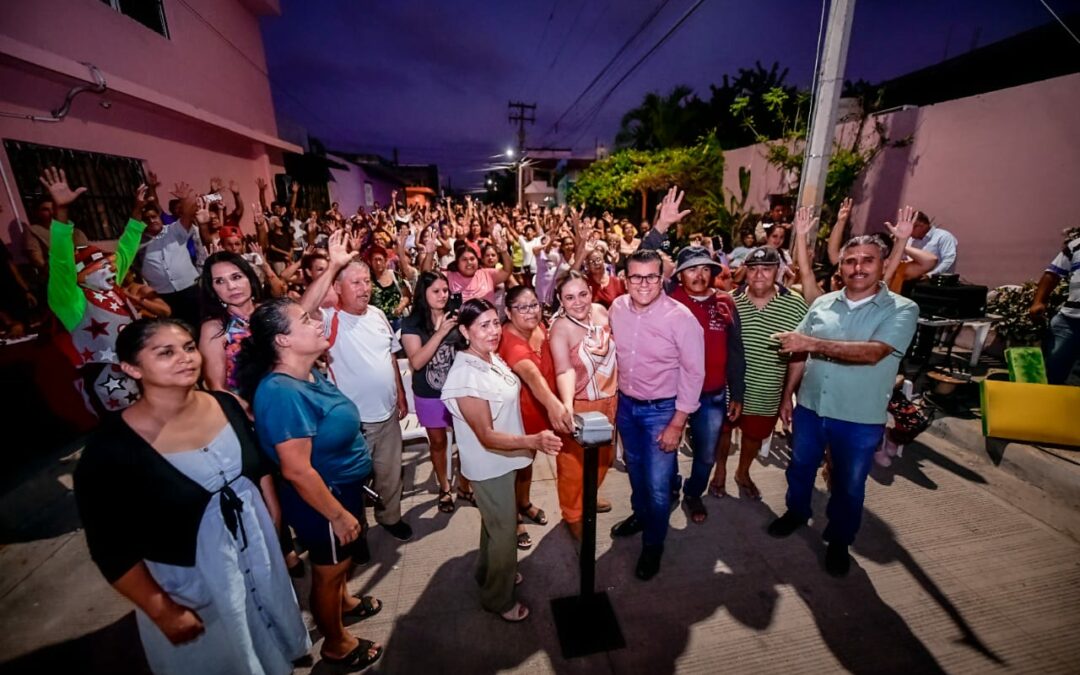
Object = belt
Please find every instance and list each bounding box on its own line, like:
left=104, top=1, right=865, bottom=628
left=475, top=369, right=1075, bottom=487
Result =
left=620, top=392, right=675, bottom=406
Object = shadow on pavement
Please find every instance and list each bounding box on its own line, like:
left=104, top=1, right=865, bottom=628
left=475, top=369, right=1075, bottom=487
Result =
left=0, top=612, right=150, bottom=675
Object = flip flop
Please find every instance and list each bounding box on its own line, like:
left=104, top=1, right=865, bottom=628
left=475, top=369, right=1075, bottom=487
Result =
left=320, top=639, right=383, bottom=668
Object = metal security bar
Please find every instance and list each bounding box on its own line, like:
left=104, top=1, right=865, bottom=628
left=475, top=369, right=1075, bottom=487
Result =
left=4, top=140, right=147, bottom=241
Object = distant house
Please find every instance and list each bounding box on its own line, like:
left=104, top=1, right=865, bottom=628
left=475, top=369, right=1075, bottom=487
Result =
left=0, top=0, right=302, bottom=251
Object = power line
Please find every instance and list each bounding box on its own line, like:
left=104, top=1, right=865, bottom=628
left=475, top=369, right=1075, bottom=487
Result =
left=1037, top=0, right=1080, bottom=46
left=519, top=0, right=562, bottom=98
left=564, top=0, right=710, bottom=148
left=541, top=0, right=676, bottom=141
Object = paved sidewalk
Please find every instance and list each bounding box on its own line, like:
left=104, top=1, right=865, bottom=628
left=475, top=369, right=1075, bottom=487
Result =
left=1, top=431, right=1079, bottom=674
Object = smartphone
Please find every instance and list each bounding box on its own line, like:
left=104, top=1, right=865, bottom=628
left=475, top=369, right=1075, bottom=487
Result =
left=446, top=292, right=463, bottom=316
left=203, top=192, right=223, bottom=205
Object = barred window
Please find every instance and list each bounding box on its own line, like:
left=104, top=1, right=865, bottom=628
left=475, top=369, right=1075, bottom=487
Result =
left=4, top=140, right=147, bottom=241
left=100, top=0, right=170, bottom=38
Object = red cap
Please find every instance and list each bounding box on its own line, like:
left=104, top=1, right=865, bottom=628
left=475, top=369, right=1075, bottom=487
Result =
left=74, top=246, right=107, bottom=273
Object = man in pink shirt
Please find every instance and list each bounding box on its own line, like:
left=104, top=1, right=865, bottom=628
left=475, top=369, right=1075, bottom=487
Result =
left=609, top=246, right=705, bottom=580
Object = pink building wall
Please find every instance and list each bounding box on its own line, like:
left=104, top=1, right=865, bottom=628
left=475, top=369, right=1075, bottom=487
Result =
left=0, top=0, right=297, bottom=252
left=0, top=0, right=280, bottom=137
left=722, top=73, right=1080, bottom=288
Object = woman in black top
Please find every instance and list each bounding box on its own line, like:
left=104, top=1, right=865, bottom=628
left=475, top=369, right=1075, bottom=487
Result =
left=400, top=270, right=474, bottom=511
left=74, top=318, right=309, bottom=674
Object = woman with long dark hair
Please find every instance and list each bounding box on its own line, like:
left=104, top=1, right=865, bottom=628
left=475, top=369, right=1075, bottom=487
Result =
left=74, top=318, right=310, bottom=674
left=197, top=251, right=263, bottom=394
left=441, top=299, right=562, bottom=622
left=497, top=285, right=573, bottom=550
left=235, top=296, right=384, bottom=670
left=400, top=270, right=473, bottom=512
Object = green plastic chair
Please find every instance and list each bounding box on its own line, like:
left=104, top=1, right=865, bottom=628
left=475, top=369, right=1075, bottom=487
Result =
left=1004, top=347, right=1048, bottom=384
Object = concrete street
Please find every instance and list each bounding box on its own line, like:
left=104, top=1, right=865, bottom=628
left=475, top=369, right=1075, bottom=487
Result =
left=1, top=425, right=1078, bottom=674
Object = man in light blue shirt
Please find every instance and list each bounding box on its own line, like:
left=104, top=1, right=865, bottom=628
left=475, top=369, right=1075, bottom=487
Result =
left=910, top=210, right=958, bottom=275
left=138, top=198, right=202, bottom=325
left=768, top=232, right=919, bottom=577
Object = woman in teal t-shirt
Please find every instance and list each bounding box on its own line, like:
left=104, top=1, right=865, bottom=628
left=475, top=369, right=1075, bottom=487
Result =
left=236, top=297, right=383, bottom=672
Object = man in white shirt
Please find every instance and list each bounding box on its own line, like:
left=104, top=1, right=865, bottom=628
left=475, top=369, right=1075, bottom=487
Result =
left=302, top=237, right=412, bottom=541
left=137, top=199, right=202, bottom=325
left=910, top=211, right=958, bottom=276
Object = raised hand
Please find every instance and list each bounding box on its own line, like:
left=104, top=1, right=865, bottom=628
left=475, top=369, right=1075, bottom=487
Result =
left=170, top=181, right=192, bottom=200
left=290, top=181, right=300, bottom=194
left=228, top=179, right=240, bottom=194
left=885, top=205, right=917, bottom=241
left=130, top=184, right=149, bottom=219
left=793, top=206, right=819, bottom=239
left=38, top=167, right=87, bottom=207
left=655, top=185, right=691, bottom=232
left=328, top=230, right=358, bottom=268
left=194, top=197, right=211, bottom=225
left=146, top=171, right=161, bottom=189
left=247, top=241, right=264, bottom=256
left=209, top=177, right=223, bottom=194
left=837, top=197, right=853, bottom=224
left=255, top=176, right=268, bottom=191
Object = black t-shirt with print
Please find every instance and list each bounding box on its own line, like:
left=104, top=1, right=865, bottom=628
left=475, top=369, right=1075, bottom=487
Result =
left=400, top=312, right=456, bottom=399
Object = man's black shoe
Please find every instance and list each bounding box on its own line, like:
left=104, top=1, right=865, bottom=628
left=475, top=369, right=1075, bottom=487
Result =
left=611, top=515, right=644, bottom=538
left=635, top=545, right=663, bottom=581
left=767, top=511, right=807, bottom=538
left=381, top=520, right=413, bottom=542
left=825, top=543, right=850, bottom=577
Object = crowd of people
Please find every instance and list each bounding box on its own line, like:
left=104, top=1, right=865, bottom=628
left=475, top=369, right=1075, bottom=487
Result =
left=10, top=161, right=985, bottom=673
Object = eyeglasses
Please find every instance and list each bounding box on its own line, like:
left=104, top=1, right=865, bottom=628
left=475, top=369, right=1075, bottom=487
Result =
left=627, top=274, right=662, bottom=285
left=510, top=302, right=540, bottom=313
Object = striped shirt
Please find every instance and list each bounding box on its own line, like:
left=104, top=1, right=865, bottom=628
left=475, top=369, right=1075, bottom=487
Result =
left=1048, top=236, right=1080, bottom=319
left=734, top=287, right=808, bottom=415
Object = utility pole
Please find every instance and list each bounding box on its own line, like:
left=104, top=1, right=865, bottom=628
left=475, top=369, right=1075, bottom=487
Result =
left=508, top=101, right=536, bottom=208
left=507, top=101, right=536, bottom=154
left=798, top=0, right=856, bottom=235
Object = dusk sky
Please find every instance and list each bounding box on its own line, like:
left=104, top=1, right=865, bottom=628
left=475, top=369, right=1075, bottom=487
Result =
left=260, top=0, right=1065, bottom=190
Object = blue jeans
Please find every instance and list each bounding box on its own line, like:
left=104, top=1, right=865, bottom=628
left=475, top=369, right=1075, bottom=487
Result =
left=786, top=405, right=884, bottom=546
left=617, top=393, right=678, bottom=547
left=681, top=390, right=727, bottom=500
left=1044, top=313, right=1080, bottom=385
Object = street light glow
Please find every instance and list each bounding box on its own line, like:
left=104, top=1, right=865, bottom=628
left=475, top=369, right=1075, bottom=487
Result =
left=506, top=148, right=515, bottom=158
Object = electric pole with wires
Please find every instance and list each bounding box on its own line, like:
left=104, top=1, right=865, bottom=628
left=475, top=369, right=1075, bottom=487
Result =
left=507, top=101, right=536, bottom=154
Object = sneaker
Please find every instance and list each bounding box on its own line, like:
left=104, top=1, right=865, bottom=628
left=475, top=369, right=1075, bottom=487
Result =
left=825, top=542, right=850, bottom=577
left=610, top=515, right=645, bottom=538
left=634, top=545, right=663, bottom=581
left=766, top=511, right=807, bottom=538
left=381, top=520, right=414, bottom=542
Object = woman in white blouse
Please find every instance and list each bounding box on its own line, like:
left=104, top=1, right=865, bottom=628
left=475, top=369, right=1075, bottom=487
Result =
left=441, top=298, right=562, bottom=622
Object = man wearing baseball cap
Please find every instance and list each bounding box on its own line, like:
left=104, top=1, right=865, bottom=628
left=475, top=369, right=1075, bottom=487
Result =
left=710, top=247, right=807, bottom=501
left=668, top=246, right=745, bottom=524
